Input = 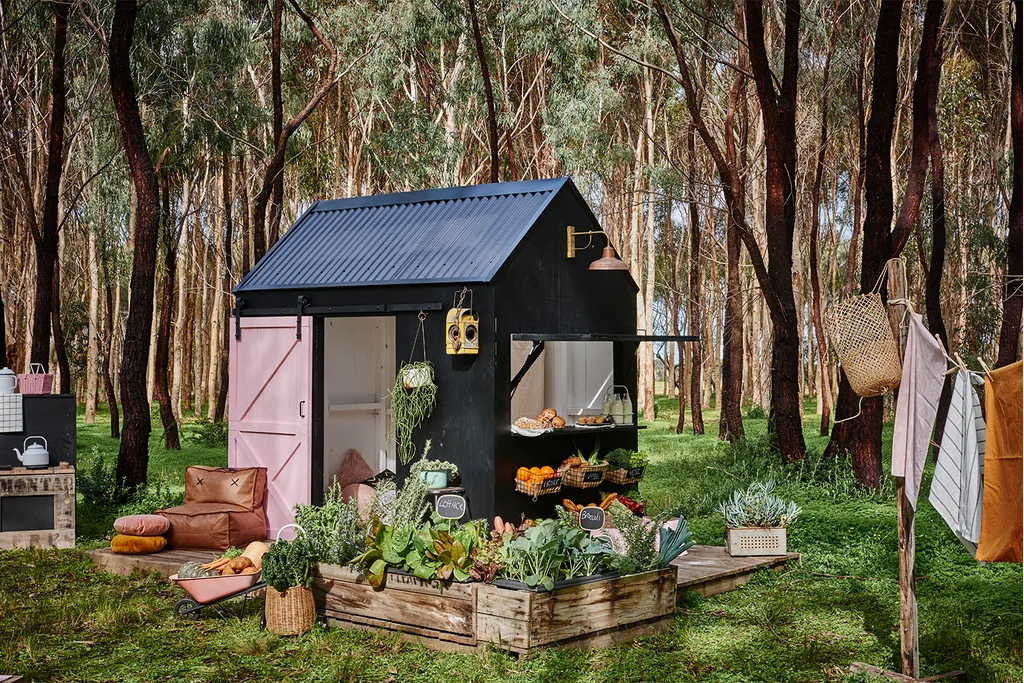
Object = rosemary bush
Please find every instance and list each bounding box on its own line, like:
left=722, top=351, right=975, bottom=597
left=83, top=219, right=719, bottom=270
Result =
left=293, top=481, right=367, bottom=565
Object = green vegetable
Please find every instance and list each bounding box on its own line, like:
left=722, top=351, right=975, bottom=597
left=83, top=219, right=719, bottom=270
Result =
left=352, top=518, right=417, bottom=589
left=293, top=480, right=368, bottom=565
left=177, top=561, right=217, bottom=579
left=261, top=537, right=319, bottom=592
left=657, top=518, right=694, bottom=567
left=222, top=547, right=243, bottom=559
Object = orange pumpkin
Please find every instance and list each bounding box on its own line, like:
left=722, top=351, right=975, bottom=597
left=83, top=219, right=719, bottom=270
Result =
left=516, top=467, right=531, bottom=482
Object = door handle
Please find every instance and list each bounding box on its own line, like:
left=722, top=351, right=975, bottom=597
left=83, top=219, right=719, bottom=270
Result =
left=299, top=400, right=306, bottom=419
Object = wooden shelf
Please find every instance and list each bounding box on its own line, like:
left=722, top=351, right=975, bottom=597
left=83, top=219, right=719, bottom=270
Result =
left=328, top=402, right=384, bottom=413
left=510, top=424, right=646, bottom=437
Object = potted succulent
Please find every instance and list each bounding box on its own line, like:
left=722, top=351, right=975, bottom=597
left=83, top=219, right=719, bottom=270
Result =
left=409, top=441, right=458, bottom=489
left=717, top=481, right=801, bottom=557
left=261, top=529, right=320, bottom=635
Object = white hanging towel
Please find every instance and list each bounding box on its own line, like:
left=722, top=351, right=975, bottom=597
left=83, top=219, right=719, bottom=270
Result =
left=891, top=312, right=946, bottom=509
left=928, top=369, right=986, bottom=555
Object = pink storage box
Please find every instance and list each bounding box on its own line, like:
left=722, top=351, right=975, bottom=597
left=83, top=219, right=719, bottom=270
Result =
left=18, top=363, right=53, bottom=395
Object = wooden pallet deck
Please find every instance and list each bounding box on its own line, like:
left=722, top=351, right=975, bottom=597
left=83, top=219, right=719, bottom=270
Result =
left=88, top=544, right=799, bottom=597
left=86, top=546, right=230, bottom=579
left=672, top=544, right=799, bottom=596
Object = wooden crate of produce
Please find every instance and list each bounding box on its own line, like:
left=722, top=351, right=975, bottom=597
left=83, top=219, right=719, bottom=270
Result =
left=312, top=563, right=479, bottom=651
left=474, top=567, right=677, bottom=653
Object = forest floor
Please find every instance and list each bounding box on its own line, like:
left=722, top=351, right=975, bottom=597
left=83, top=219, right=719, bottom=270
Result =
left=0, top=400, right=1020, bottom=682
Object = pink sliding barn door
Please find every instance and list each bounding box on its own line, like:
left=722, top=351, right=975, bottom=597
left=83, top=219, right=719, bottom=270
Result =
left=229, top=316, right=312, bottom=538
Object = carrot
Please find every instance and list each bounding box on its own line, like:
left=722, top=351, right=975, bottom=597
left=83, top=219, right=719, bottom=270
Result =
left=201, top=558, right=230, bottom=571
left=598, top=493, right=618, bottom=510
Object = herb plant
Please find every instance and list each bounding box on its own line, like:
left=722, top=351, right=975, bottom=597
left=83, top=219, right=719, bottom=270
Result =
left=293, top=481, right=367, bottom=565
left=717, top=481, right=802, bottom=528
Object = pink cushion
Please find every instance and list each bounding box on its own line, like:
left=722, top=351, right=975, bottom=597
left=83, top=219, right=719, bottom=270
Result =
left=342, top=484, right=376, bottom=515
left=113, top=514, right=170, bottom=537
left=333, top=449, right=374, bottom=489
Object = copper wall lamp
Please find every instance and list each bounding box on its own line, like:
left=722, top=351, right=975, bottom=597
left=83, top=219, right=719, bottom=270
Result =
left=565, top=225, right=629, bottom=271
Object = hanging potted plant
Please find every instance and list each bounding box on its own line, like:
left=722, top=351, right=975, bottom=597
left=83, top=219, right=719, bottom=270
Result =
left=389, top=361, right=438, bottom=466
left=717, top=481, right=801, bottom=557
left=410, top=441, right=458, bottom=489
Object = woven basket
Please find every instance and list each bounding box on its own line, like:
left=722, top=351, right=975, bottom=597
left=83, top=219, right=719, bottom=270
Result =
left=560, top=463, right=608, bottom=488
left=825, top=293, right=902, bottom=398
left=605, top=466, right=644, bottom=486
left=17, top=363, right=53, bottom=395
left=265, top=585, right=315, bottom=636
left=515, top=476, right=562, bottom=499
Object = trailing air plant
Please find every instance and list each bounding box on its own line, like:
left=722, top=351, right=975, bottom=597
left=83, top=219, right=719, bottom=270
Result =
left=717, top=481, right=802, bottom=529
left=388, top=361, right=437, bottom=465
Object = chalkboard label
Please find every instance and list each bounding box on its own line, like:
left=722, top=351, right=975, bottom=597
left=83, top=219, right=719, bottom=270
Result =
left=578, top=506, right=605, bottom=530
left=626, top=466, right=645, bottom=480
left=583, top=470, right=604, bottom=483
left=435, top=494, right=467, bottom=520
left=541, top=476, right=562, bottom=490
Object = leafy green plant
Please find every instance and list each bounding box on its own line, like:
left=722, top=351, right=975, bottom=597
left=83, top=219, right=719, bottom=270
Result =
left=604, top=448, right=647, bottom=470
left=499, top=520, right=565, bottom=590
left=657, top=519, right=694, bottom=568
left=370, top=476, right=430, bottom=530
left=352, top=518, right=417, bottom=589
left=409, top=443, right=459, bottom=481
left=293, top=481, right=367, bottom=565
left=261, top=536, right=319, bottom=591
left=607, top=501, right=664, bottom=574
left=424, top=529, right=474, bottom=581
left=560, top=526, right=614, bottom=578
left=186, top=418, right=228, bottom=448
left=717, top=481, right=802, bottom=528
left=388, top=360, right=437, bottom=465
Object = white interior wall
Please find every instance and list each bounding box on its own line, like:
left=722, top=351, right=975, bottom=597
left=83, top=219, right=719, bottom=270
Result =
left=508, top=340, right=613, bottom=421
left=323, top=316, right=395, bottom=488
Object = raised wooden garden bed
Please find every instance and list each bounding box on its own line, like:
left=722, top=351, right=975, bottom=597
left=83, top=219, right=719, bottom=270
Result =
left=311, top=564, right=677, bottom=653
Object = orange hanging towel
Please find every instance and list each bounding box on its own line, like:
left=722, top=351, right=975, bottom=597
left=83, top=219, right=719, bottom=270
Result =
left=976, top=360, right=1023, bottom=563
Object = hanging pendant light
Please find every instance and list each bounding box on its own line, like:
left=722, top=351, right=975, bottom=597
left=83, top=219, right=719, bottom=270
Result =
left=589, top=246, right=629, bottom=271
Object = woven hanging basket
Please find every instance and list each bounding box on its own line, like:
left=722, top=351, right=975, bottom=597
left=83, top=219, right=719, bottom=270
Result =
left=825, top=292, right=902, bottom=398
left=265, top=585, right=315, bottom=636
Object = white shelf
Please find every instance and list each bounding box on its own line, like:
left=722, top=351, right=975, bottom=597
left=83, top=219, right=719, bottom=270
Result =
left=328, top=402, right=384, bottom=413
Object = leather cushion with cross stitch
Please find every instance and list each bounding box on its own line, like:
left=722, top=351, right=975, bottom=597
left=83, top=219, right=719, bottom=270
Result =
left=184, top=466, right=266, bottom=511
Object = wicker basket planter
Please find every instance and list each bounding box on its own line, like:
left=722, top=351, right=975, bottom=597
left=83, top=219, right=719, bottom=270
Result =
left=265, top=585, right=315, bottom=635
left=515, top=476, right=562, bottom=499
left=560, top=463, right=608, bottom=489
left=725, top=527, right=787, bottom=557
left=605, top=466, right=644, bottom=486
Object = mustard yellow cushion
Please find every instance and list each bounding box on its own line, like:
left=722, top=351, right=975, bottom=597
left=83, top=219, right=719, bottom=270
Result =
left=111, top=533, right=167, bottom=555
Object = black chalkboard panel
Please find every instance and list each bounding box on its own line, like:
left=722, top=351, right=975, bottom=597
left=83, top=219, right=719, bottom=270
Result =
left=435, top=494, right=467, bottom=520
left=578, top=506, right=605, bottom=530
left=0, top=395, right=76, bottom=469
left=1, top=495, right=55, bottom=532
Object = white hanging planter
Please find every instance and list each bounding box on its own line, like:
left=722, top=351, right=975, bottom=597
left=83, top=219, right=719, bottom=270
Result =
left=725, top=527, right=787, bottom=556
left=402, top=365, right=432, bottom=389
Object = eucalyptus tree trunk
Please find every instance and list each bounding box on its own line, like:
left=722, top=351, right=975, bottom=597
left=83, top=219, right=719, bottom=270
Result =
left=103, top=275, right=120, bottom=439
left=214, top=154, right=232, bottom=422
left=686, top=124, right=705, bottom=435
left=29, top=0, right=69, bottom=370
left=86, top=223, right=100, bottom=422
left=156, top=175, right=180, bottom=450
left=468, top=0, right=498, bottom=183
left=111, top=0, right=161, bottom=489
left=997, top=0, right=1022, bottom=367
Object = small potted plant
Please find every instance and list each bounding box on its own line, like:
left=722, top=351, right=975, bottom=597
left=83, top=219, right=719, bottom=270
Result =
left=261, top=529, right=319, bottom=635
left=717, top=481, right=800, bottom=557
left=410, top=441, right=458, bottom=489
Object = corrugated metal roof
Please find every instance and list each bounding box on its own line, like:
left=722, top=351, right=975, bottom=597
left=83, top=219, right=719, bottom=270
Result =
left=235, top=177, right=570, bottom=292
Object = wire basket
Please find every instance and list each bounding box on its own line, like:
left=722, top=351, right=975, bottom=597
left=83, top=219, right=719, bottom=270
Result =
left=825, top=293, right=902, bottom=398
left=17, top=363, right=53, bottom=395
left=515, top=476, right=562, bottom=500
left=605, top=466, right=644, bottom=486
left=559, top=463, right=608, bottom=488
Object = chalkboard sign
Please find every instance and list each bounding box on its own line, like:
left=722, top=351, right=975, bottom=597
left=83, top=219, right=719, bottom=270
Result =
left=435, top=494, right=467, bottom=520
left=583, top=470, right=604, bottom=483
left=626, top=466, right=645, bottom=480
left=578, top=506, right=605, bottom=530
left=541, top=476, right=562, bottom=490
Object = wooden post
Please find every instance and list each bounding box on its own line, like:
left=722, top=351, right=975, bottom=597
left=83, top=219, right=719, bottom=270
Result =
left=885, top=259, right=918, bottom=679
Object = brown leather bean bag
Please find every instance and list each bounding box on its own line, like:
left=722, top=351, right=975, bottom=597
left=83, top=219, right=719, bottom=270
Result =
left=159, top=466, right=268, bottom=550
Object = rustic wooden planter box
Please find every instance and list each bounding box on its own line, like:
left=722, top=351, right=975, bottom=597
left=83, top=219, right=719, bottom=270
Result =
left=312, top=564, right=677, bottom=654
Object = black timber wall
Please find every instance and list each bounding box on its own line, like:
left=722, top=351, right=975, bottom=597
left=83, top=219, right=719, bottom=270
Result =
left=491, top=184, right=638, bottom=521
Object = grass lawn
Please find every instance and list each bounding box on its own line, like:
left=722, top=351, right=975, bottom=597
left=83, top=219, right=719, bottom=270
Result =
left=0, top=400, right=1019, bottom=682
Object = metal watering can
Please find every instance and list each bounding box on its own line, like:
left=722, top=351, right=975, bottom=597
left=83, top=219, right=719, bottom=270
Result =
left=14, top=436, right=49, bottom=468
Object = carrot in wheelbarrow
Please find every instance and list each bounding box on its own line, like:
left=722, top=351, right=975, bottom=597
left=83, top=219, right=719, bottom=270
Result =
left=201, top=557, right=230, bottom=571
